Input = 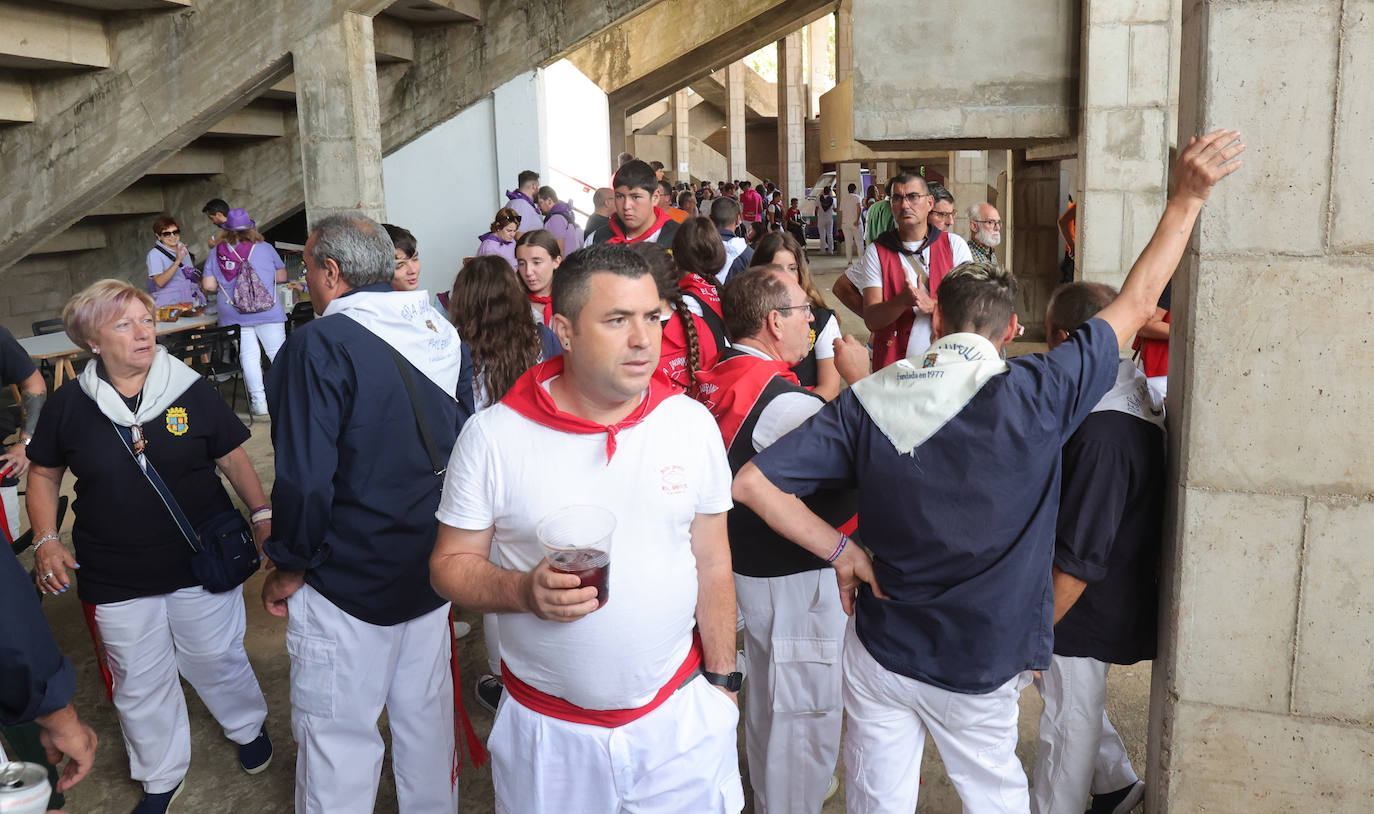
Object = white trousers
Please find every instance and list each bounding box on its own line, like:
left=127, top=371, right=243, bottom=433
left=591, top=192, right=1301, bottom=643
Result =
left=94, top=586, right=268, bottom=794
left=286, top=583, right=457, bottom=814
left=239, top=322, right=286, bottom=402
left=489, top=675, right=743, bottom=814
left=818, top=214, right=835, bottom=253
left=1031, top=656, right=1138, bottom=814
left=841, top=225, right=860, bottom=262
left=1, top=484, right=18, bottom=539
left=735, top=569, right=846, bottom=814
left=842, top=622, right=1033, bottom=814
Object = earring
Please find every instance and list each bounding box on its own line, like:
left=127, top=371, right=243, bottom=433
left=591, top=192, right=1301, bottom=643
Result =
left=91, top=348, right=100, bottom=355
left=562, top=342, right=570, bottom=349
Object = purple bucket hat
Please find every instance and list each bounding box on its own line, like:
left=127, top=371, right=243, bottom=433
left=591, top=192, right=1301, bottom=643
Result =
left=223, top=208, right=256, bottom=231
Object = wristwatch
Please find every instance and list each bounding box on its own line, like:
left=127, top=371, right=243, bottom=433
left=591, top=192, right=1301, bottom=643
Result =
left=702, top=670, right=743, bottom=692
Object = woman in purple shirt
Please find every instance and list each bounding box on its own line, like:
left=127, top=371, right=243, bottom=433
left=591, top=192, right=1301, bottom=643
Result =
left=201, top=208, right=286, bottom=416
left=145, top=215, right=205, bottom=308
left=476, top=207, right=520, bottom=272
left=535, top=186, right=584, bottom=256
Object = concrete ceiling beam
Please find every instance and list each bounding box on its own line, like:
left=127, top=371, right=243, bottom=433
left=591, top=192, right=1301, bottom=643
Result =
left=206, top=103, right=286, bottom=138
left=87, top=184, right=166, bottom=216
left=371, top=14, right=415, bottom=63
left=41, top=0, right=192, bottom=10
left=689, top=65, right=775, bottom=120
left=380, top=0, right=480, bottom=24
left=0, top=1, right=110, bottom=71
left=262, top=75, right=296, bottom=101
left=148, top=147, right=225, bottom=176
left=0, top=73, right=35, bottom=124
left=30, top=223, right=106, bottom=255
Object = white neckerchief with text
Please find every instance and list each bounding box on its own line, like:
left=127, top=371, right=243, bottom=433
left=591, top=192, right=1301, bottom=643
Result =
left=1091, top=358, right=1166, bottom=428
left=78, top=345, right=201, bottom=427
left=850, top=331, right=1009, bottom=455
left=324, top=288, right=462, bottom=399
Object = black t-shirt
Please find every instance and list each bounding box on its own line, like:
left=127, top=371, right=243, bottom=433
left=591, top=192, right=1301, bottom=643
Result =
left=1157, top=282, right=1172, bottom=312
left=1052, top=410, right=1165, bottom=664
left=27, top=377, right=249, bottom=604
left=0, top=326, right=37, bottom=438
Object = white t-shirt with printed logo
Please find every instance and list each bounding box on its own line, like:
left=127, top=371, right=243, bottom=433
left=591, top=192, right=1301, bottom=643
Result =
left=436, top=389, right=733, bottom=710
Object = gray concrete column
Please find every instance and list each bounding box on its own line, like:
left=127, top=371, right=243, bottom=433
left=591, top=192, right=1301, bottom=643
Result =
left=948, top=150, right=989, bottom=237
left=872, top=161, right=889, bottom=189
left=806, top=21, right=829, bottom=119
left=608, top=102, right=629, bottom=166
left=293, top=12, right=386, bottom=225
left=835, top=2, right=853, bottom=84
left=671, top=89, right=690, bottom=182
left=1074, top=0, right=1174, bottom=286
left=724, top=61, right=747, bottom=182
left=1151, top=0, right=1374, bottom=810
left=776, top=31, right=805, bottom=202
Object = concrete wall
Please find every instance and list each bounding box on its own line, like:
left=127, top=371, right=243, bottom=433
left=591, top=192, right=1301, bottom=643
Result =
left=848, top=0, right=1078, bottom=144
left=1153, top=0, right=1374, bottom=810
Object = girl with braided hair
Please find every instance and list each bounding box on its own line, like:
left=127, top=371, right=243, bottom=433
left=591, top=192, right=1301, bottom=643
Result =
left=626, top=243, right=720, bottom=393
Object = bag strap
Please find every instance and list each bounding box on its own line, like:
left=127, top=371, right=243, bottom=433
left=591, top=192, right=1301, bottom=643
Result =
left=385, top=346, right=446, bottom=476
left=155, top=245, right=178, bottom=263
left=681, top=291, right=729, bottom=355
left=109, top=421, right=201, bottom=553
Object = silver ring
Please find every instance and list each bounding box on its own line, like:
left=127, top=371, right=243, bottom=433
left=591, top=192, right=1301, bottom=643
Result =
left=41, top=572, right=54, bottom=581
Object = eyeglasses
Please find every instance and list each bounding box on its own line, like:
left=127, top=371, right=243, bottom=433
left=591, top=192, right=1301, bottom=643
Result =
left=930, top=210, right=956, bottom=220
left=776, top=303, right=813, bottom=317
left=159, top=229, right=180, bottom=237
left=892, top=192, right=930, bottom=205
left=973, top=219, right=1002, bottom=228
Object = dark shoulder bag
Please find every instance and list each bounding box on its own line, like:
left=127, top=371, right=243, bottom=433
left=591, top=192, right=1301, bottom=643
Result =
left=111, top=422, right=260, bottom=592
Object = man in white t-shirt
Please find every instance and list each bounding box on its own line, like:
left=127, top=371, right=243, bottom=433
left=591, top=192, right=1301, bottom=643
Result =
left=838, top=183, right=863, bottom=263
left=843, top=173, right=973, bottom=367
left=430, top=244, right=744, bottom=813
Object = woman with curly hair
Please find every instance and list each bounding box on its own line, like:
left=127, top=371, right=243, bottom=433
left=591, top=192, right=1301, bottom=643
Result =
left=447, top=255, right=560, bottom=412
left=750, top=231, right=843, bottom=399
left=475, top=207, right=522, bottom=272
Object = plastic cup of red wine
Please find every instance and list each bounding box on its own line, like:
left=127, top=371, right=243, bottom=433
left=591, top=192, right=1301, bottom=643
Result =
left=536, top=505, right=615, bottom=609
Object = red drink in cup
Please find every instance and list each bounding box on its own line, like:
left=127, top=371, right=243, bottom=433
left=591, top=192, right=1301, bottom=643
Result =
left=537, top=505, right=615, bottom=609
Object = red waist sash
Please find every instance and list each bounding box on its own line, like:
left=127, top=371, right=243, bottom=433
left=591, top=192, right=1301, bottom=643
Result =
left=501, top=632, right=703, bottom=728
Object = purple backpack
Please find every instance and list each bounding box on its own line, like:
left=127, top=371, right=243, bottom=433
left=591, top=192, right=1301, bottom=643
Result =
left=216, top=243, right=276, bottom=313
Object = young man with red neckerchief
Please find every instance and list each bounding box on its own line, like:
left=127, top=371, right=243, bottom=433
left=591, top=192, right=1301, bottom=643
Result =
left=583, top=160, right=682, bottom=249
left=431, top=244, right=743, bottom=813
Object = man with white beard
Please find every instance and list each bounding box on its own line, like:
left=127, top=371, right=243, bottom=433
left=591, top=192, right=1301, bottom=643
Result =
left=967, top=203, right=1002, bottom=265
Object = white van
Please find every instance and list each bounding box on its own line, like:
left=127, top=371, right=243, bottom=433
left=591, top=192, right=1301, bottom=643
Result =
left=801, top=169, right=872, bottom=236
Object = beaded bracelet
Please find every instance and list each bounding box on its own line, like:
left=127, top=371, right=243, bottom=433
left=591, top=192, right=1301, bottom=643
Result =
left=826, top=533, right=849, bottom=564
left=32, top=532, right=59, bottom=552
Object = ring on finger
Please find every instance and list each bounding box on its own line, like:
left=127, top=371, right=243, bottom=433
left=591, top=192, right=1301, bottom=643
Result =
left=41, top=571, right=54, bottom=581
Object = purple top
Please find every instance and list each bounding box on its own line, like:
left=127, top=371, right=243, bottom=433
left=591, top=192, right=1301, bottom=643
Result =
left=203, top=241, right=287, bottom=327
left=477, top=233, right=517, bottom=271
left=543, top=205, right=583, bottom=254
left=145, top=245, right=202, bottom=308
left=506, top=190, right=544, bottom=233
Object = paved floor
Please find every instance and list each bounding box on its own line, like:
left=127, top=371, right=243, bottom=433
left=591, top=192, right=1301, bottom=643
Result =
left=14, top=248, right=1152, bottom=813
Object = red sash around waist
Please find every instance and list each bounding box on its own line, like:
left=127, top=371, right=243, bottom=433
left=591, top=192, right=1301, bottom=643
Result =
left=501, top=632, right=703, bottom=728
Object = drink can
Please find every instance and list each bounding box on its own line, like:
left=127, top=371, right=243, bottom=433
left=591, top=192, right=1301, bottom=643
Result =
left=0, top=762, right=51, bottom=814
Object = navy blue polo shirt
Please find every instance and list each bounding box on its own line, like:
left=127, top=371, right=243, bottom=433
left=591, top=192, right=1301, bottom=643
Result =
left=751, top=318, right=1119, bottom=693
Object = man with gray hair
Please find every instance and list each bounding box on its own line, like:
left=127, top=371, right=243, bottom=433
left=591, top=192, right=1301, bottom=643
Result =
left=733, top=130, right=1244, bottom=812
left=967, top=202, right=1002, bottom=265
left=261, top=213, right=471, bottom=814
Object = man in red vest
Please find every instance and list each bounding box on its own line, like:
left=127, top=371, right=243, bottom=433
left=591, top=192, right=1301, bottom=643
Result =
left=846, top=173, right=973, bottom=369
left=429, top=245, right=743, bottom=812
left=691, top=266, right=868, bottom=812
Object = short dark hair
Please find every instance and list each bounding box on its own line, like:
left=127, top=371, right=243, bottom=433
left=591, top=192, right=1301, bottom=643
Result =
left=536, top=185, right=559, bottom=203
left=552, top=244, right=651, bottom=323
left=847, top=183, right=857, bottom=193
left=518, top=170, right=540, bottom=188
left=516, top=228, right=563, bottom=261
left=721, top=267, right=790, bottom=342
left=152, top=214, right=180, bottom=237
left=671, top=217, right=726, bottom=282
left=617, top=152, right=635, bottom=167
left=709, top=196, right=741, bottom=229
left=928, top=182, right=954, bottom=206
left=936, top=261, right=1018, bottom=338
left=677, top=190, right=696, bottom=209
left=382, top=223, right=417, bottom=258
left=202, top=198, right=229, bottom=216
left=1046, top=281, right=1118, bottom=337
left=649, top=160, right=665, bottom=171
left=658, top=179, right=674, bottom=198
left=889, top=173, right=929, bottom=194
left=613, top=160, right=658, bottom=195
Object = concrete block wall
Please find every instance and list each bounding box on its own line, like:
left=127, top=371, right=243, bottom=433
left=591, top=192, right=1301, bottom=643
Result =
left=1153, top=0, right=1374, bottom=810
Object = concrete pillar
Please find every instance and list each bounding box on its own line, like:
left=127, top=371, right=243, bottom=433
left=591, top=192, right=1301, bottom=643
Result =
left=608, top=102, right=629, bottom=166
left=1151, top=0, right=1374, bottom=811
left=806, top=20, right=829, bottom=118
left=293, top=12, right=386, bottom=225
left=671, top=88, right=690, bottom=182
left=835, top=2, right=853, bottom=84
left=776, top=31, right=805, bottom=203
left=1074, top=0, right=1174, bottom=286
left=872, top=161, right=889, bottom=189
left=948, top=150, right=989, bottom=238
left=724, top=61, right=747, bottom=182
left=1008, top=152, right=1058, bottom=341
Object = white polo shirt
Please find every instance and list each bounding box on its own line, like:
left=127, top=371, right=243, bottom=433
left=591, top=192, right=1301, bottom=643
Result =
left=437, top=389, right=732, bottom=710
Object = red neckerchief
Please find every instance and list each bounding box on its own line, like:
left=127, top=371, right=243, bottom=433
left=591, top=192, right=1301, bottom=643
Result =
left=528, top=293, right=553, bottom=326
left=678, top=273, right=722, bottom=317
left=500, top=356, right=674, bottom=463
left=690, top=351, right=798, bottom=449
left=606, top=207, right=673, bottom=244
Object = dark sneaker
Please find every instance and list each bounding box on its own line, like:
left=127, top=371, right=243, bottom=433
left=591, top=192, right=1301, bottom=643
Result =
left=238, top=727, right=273, bottom=775
left=475, top=674, right=504, bottom=713
left=1089, top=780, right=1145, bottom=814
left=130, top=779, right=184, bottom=814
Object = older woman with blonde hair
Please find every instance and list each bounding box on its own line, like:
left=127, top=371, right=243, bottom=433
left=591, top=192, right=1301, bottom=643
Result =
left=26, top=279, right=274, bottom=814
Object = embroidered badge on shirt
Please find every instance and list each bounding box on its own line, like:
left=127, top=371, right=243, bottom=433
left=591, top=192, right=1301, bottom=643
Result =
left=922, top=353, right=939, bottom=369
left=166, top=407, right=189, bottom=436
